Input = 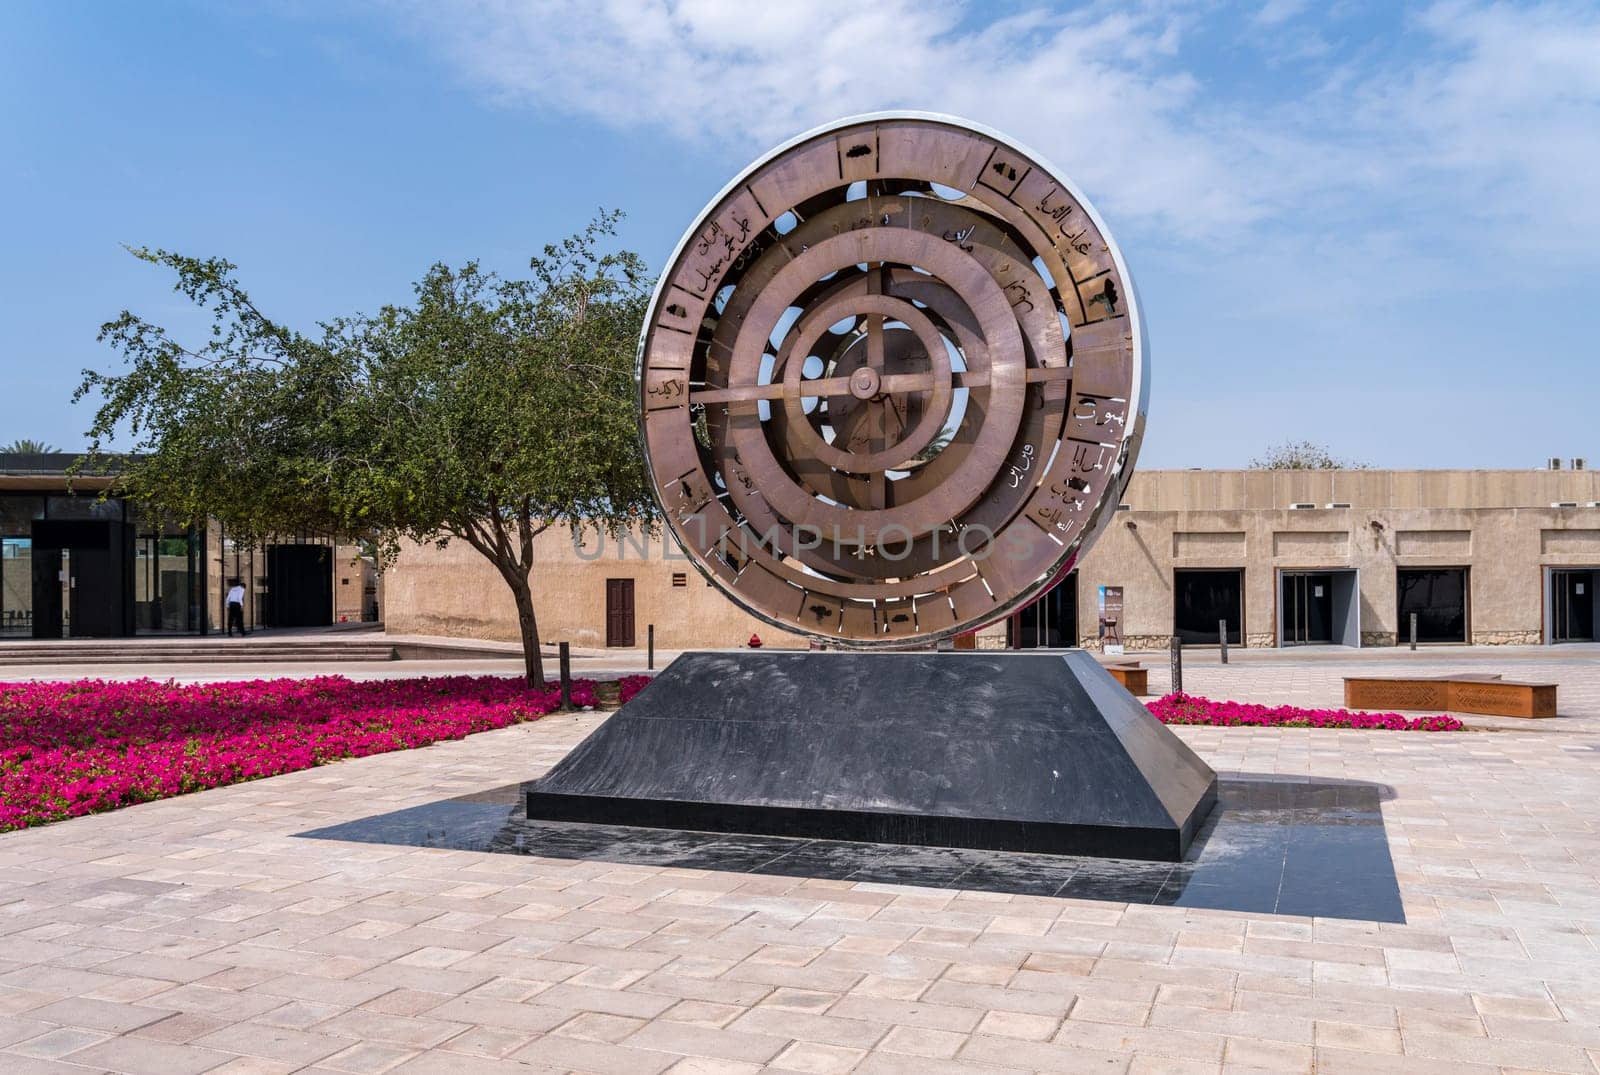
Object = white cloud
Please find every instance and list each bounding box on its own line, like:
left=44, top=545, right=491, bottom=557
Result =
left=391, top=0, right=1270, bottom=240
left=1254, top=0, right=1308, bottom=26
left=386, top=0, right=1600, bottom=269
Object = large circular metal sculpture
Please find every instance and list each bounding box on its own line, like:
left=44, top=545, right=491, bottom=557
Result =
left=639, top=112, right=1147, bottom=646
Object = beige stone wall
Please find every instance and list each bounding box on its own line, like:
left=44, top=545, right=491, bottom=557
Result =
left=383, top=527, right=807, bottom=650
left=382, top=470, right=1600, bottom=649
left=332, top=546, right=374, bottom=623
left=1076, top=469, right=1600, bottom=648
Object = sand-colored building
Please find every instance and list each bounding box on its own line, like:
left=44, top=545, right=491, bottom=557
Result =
left=0, top=454, right=374, bottom=638
left=383, top=467, right=1600, bottom=651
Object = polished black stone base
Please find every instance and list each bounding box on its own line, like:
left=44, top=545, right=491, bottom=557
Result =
left=523, top=650, right=1218, bottom=861
left=300, top=777, right=1404, bottom=922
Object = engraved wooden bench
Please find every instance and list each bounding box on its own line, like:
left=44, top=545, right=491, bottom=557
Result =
left=1104, top=662, right=1149, bottom=696
left=1343, top=674, right=1557, bottom=719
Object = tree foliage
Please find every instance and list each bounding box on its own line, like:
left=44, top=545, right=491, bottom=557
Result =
left=1249, top=440, right=1371, bottom=470
left=78, top=213, right=656, bottom=682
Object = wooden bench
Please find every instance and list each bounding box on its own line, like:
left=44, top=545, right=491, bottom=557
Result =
left=1343, top=674, right=1557, bottom=719
left=1104, top=662, right=1149, bottom=696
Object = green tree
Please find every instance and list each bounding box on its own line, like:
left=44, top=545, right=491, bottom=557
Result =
left=78, top=214, right=656, bottom=683
left=1, top=439, right=59, bottom=454
left=1250, top=440, right=1370, bottom=470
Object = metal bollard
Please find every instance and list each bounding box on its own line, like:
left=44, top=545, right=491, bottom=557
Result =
left=647, top=624, right=655, bottom=671
left=1409, top=612, right=1418, bottom=651
left=1219, top=619, right=1229, bottom=664
left=558, top=641, right=572, bottom=710
left=1169, top=636, right=1183, bottom=695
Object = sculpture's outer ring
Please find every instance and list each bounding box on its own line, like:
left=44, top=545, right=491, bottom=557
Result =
left=636, top=111, right=1149, bottom=647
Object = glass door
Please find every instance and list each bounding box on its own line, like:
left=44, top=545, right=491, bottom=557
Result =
left=134, top=529, right=201, bottom=633
left=60, top=548, right=72, bottom=638
left=1552, top=570, right=1595, bottom=643
left=1010, top=573, right=1078, bottom=648
left=1281, top=572, right=1334, bottom=645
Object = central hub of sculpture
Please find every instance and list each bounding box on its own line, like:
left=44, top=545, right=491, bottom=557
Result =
left=527, top=114, right=1215, bottom=862
left=847, top=366, right=879, bottom=400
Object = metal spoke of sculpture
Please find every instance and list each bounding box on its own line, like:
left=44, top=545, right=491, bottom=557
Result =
left=639, top=113, right=1148, bottom=645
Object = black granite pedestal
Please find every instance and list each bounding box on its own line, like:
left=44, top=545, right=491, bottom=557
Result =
left=525, top=651, right=1217, bottom=861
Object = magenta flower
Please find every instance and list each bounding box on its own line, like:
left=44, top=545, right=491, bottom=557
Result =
left=1147, top=692, right=1465, bottom=732
left=0, top=674, right=632, bottom=832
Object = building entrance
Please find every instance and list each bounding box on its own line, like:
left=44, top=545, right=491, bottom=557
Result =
left=1396, top=568, right=1469, bottom=644
left=1008, top=572, right=1078, bottom=648
left=1174, top=569, right=1243, bottom=645
left=1281, top=572, right=1332, bottom=644
left=1278, top=569, right=1359, bottom=646
left=1550, top=568, right=1597, bottom=643
left=29, top=519, right=135, bottom=638
left=264, top=544, right=333, bottom=628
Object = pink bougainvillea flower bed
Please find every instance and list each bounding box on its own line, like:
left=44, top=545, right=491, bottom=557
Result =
left=0, top=673, right=653, bottom=833
left=1148, top=692, right=1465, bottom=732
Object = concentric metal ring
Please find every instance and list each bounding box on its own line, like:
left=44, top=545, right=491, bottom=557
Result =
left=638, top=112, right=1148, bottom=646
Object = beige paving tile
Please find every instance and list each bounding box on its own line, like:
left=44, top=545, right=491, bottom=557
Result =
left=1314, top=1019, right=1403, bottom=1054
left=975, top=1008, right=1060, bottom=1040
left=509, top=1031, right=675, bottom=1074
left=1221, top=1035, right=1313, bottom=1073
left=25, top=997, right=174, bottom=1033
left=190, top=1022, right=357, bottom=1066
left=68, top=1035, right=236, bottom=1075
left=662, top=1059, right=764, bottom=1075
left=7, top=1025, right=111, bottom=1059
left=875, top=1023, right=967, bottom=1058
left=316, top=1040, right=420, bottom=1074
left=771, top=1040, right=867, bottom=1074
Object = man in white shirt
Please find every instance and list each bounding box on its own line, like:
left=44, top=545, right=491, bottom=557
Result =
left=226, top=579, right=248, bottom=637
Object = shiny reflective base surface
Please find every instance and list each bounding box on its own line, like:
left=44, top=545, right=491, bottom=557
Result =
left=300, top=776, right=1403, bottom=923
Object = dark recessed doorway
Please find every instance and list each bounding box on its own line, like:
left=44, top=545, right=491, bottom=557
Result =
left=1396, top=568, right=1468, bottom=644
left=1174, top=569, right=1243, bottom=646
left=265, top=544, right=333, bottom=628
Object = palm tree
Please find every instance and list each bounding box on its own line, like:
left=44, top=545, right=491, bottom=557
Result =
left=1, top=438, right=58, bottom=454
left=1, top=435, right=58, bottom=454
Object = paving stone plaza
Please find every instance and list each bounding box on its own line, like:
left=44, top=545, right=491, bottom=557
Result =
left=1, top=648, right=1597, bottom=1074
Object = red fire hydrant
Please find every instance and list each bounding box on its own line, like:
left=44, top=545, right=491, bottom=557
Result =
left=747, top=633, right=763, bottom=649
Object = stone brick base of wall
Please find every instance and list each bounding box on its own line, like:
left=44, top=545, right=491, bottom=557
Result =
left=1246, top=633, right=1274, bottom=649
left=1471, top=630, right=1542, bottom=646
left=1113, top=635, right=1173, bottom=651
left=1361, top=631, right=1398, bottom=647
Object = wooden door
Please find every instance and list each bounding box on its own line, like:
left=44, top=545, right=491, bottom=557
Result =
left=605, top=578, right=635, bottom=647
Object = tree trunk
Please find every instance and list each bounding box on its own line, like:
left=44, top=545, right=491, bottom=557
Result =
left=509, top=576, right=544, bottom=685
left=449, top=518, right=547, bottom=687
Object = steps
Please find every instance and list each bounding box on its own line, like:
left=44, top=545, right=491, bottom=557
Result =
left=0, top=639, right=398, bottom=666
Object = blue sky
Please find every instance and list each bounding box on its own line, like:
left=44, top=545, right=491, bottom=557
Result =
left=2, top=0, right=1597, bottom=469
